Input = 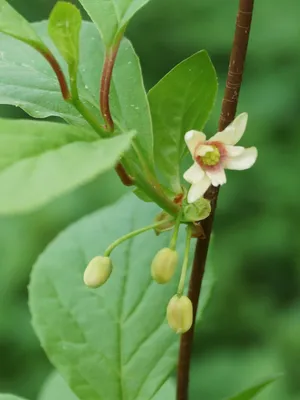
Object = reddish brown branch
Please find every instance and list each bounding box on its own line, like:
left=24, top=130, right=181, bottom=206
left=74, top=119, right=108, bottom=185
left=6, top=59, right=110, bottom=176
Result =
left=115, top=163, right=134, bottom=186
left=176, top=1, right=255, bottom=399
left=39, top=49, right=70, bottom=100
left=100, top=43, right=121, bottom=132
left=100, top=40, right=134, bottom=185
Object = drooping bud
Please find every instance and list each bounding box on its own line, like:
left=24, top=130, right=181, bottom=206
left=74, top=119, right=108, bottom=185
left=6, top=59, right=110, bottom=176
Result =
left=167, top=295, right=193, bottom=334
left=151, top=248, right=178, bottom=284
left=83, top=256, right=112, bottom=288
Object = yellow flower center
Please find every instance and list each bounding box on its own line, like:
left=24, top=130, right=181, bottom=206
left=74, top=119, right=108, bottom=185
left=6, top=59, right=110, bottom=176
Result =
left=201, top=146, right=220, bottom=166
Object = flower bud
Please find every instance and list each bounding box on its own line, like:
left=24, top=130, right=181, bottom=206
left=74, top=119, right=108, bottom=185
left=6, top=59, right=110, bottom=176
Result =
left=83, top=256, right=112, bottom=288
left=151, top=248, right=178, bottom=284
left=167, top=295, right=193, bottom=334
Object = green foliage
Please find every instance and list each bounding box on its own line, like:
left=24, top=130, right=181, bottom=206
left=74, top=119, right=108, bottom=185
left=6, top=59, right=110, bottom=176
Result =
left=0, top=0, right=45, bottom=49
left=148, top=50, right=217, bottom=192
left=0, top=20, right=154, bottom=175
left=48, top=2, right=82, bottom=82
left=0, top=118, right=133, bottom=214
left=133, top=188, right=152, bottom=202
left=0, top=20, right=149, bottom=130
left=0, top=396, right=28, bottom=400
left=0, top=118, right=96, bottom=171
left=77, top=0, right=151, bottom=47
left=29, top=194, right=213, bottom=400
left=38, top=371, right=175, bottom=400
left=0, top=21, right=86, bottom=123
left=38, top=372, right=78, bottom=400
left=109, top=37, right=154, bottom=177
left=224, top=374, right=282, bottom=400
left=1, top=0, right=300, bottom=399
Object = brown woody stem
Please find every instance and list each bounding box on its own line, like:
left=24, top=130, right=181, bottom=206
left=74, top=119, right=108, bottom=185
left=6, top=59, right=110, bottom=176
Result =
left=176, top=1, right=255, bottom=399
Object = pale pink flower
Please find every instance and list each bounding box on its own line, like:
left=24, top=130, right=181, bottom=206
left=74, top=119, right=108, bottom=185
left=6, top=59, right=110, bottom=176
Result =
left=184, top=113, right=257, bottom=203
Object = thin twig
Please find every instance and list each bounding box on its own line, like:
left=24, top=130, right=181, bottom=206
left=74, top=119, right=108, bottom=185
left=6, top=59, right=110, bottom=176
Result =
left=176, top=1, right=255, bottom=399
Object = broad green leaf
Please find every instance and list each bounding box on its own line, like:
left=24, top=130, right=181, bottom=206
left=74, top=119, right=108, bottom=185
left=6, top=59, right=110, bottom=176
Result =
left=133, top=187, right=152, bottom=202
left=224, top=374, right=283, bottom=400
left=48, top=2, right=82, bottom=81
left=0, top=0, right=45, bottom=49
left=38, top=371, right=175, bottom=400
left=148, top=50, right=217, bottom=192
left=0, top=118, right=97, bottom=172
left=39, top=372, right=78, bottom=400
left=0, top=21, right=154, bottom=172
left=0, top=396, right=29, bottom=400
left=29, top=194, right=214, bottom=400
left=0, top=118, right=133, bottom=214
left=153, top=380, right=176, bottom=400
left=78, top=0, right=151, bottom=47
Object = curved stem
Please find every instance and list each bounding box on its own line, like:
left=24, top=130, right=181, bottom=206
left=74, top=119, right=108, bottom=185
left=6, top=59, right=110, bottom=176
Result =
left=72, top=96, right=179, bottom=214
left=68, top=33, right=179, bottom=215
left=100, top=39, right=122, bottom=132
left=133, top=168, right=180, bottom=216
left=104, top=219, right=172, bottom=257
left=177, top=225, right=192, bottom=296
left=38, top=48, right=70, bottom=100
left=170, top=212, right=182, bottom=250
left=176, top=1, right=255, bottom=399
left=72, top=98, right=109, bottom=138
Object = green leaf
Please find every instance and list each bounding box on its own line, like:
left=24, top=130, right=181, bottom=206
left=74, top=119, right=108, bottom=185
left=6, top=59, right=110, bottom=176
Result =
left=148, top=50, right=217, bottom=192
left=0, top=0, right=45, bottom=49
left=38, top=372, right=78, bottom=400
left=133, top=188, right=152, bottom=203
left=0, top=118, right=133, bottom=214
left=0, top=396, right=29, bottom=400
left=0, top=21, right=153, bottom=172
left=224, top=374, right=283, bottom=400
left=29, top=194, right=214, bottom=400
left=48, top=2, right=82, bottom=82
left=38, top=371, right=175, bottom=400
left=0, top=118, right=97, bottom=171
left=77, top=0, right=151, bottom=47
left=153, top=380, right=176, bottom=400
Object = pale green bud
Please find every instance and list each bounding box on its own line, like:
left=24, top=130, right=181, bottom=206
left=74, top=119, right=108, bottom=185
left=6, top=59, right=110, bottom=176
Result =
left=167, top=295, right=193, bottom=334
left=151, top=248, right=178, bottom=284
left=83, top=256, right=112, bottom=288
left=182, top=198, right=211, bottom=222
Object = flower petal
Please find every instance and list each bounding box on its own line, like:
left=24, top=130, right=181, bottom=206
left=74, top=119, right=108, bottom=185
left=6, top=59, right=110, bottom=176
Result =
left=187, top=175, right=211, bottom=203
left=210, top=113, right=248, bottom=145
left=206, top=168, right=227, bottom=187
left=185, top=130, right=206, bottom=154
left=183, top=162, right=205, bottom=184
left=225, top=145, right=245, bottom=157
left=224, top=147, right=258, bottom=170
left=196, top=145, right=214, bottom=157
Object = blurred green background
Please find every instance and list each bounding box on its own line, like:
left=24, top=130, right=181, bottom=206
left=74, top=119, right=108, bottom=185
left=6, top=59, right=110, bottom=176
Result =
left=1, top=0, right=300, bottom=399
